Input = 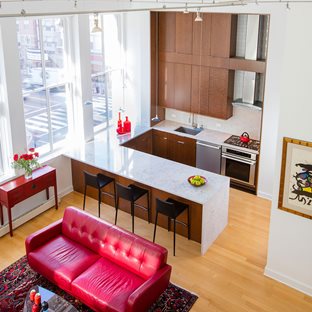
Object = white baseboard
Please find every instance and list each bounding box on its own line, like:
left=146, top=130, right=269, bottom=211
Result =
left=257, top=191, right=272, bottom=200
left=0, top=185, right=73, bottom=238
left=264, top=266, right=312, bottom=297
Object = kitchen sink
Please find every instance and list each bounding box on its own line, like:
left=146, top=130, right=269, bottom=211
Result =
left=174, top=126, right=203, bottom=136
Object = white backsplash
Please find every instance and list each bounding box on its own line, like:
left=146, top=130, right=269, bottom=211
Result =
left=165, top=106, right=262, bottom=140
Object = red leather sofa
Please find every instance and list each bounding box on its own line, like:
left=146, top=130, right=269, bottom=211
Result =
left=25, top=206, right=172, bottom=312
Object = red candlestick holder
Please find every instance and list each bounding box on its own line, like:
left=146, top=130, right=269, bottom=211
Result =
left=29, top=289, right=36, bottom=302
left=34, top=293, right=41, bottom=305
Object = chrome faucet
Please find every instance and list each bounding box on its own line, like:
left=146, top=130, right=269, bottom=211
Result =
left=191, top=113, right=198, bottom=128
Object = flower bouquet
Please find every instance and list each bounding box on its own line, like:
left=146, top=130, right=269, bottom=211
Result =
left=12, top=148, right=40, bottom=179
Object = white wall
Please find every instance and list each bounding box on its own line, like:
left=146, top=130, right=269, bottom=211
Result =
left=265, top=7, right=312, bottom=296
left=123, top=11, right=151, bottom=127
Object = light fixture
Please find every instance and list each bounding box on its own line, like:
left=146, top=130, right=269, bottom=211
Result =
left=286, top=2, right=291, bottom=10
left=194, top=8, right=203, bottom=22
left=152, top=14, right=160, bottom=123
left=151, top=114, right=160, bottom=122
left=92, top=13, right=102, bottom=33
left=183, top=3, right=190, bottom=14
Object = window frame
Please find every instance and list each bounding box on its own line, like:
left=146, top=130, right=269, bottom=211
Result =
left=90, top=13, right=124, bottom=134
left=17, top=16, right=73, bottom=156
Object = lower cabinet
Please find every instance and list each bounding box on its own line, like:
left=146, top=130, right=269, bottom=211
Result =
left=153, top=130, right=196, bottom=166
left=122, top=130, right=153, bottom=154
left=123, top=129, right=196, bottom=167
left=152, top=130, right=169, bottom=159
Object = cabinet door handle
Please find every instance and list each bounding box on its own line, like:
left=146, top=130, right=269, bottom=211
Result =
left=163, top=137, right=167, bottom=140
left=177, top=141, right=185, bottom=144
left=32, top=184, right=36, bottom=189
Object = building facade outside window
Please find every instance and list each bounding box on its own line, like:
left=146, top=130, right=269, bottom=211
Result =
left=17, top=17, right=72, bottom=155
left=89, top=13, right=124, bottom=132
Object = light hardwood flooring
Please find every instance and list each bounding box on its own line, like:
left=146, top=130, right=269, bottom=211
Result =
left=1, top=189, right=312, bottom=311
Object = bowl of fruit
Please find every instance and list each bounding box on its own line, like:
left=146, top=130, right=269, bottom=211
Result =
left=188, top=175, right=207, bottom=187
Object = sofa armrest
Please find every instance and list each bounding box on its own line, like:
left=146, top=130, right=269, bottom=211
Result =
left=127, top=264, right=172, bottom=312
left=25, top=219, right=63, bottom=254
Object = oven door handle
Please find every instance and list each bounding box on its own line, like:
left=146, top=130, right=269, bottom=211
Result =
left=222, top=154, right=256, bottom=165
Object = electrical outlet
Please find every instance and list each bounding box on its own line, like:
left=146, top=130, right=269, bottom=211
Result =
left=216, top=123, right=221, bottom=128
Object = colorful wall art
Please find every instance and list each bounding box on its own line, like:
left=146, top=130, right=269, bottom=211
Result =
left=278, top=137, right=312, bottom=219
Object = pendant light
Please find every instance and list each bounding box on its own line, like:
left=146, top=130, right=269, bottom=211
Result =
left=194, top=8, right=203, bottom=22
left=183, top=3, right=190, bottom=14
left=92, top=13, right=102, bottom=33
left=151, top=13, right=160, bottom=123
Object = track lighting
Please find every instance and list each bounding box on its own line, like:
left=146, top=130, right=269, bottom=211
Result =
left=183, top=3, right=189, bottom=14
left=194, top=8, right=203, bottom=22
left=92, top=13, right=102, bottom=33
left=286, top=2, right=291, bottom=10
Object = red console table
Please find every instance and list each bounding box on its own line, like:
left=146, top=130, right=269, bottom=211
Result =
left=0, top=165, right=58, bottom=237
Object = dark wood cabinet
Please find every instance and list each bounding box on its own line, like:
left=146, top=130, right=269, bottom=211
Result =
left=210, top=13, right=236, bottom=58
left=191, top=65, right=210, bottom=116
left=167, top=134, right=196, bottom=166
left=152, top=130, right=169, bottom=159
left=208, top=68, right=233, bottom=119
left=175, top=13, right=193, bottom=55
left=122, top=131, right=153, bottom=154
left=159, top=12, right=176, bottom=53
left=158, top=62, right=191, bottom=112
left=192, top=13, right=212, bottom=57
left=152, top=130, right=196, bottom=167
left=174, top=63, right=192, bottom=112
left=124, top=130, right=196, bottom=167
left=155, top=12, right=237, bottom=120
left=158, top=61, right=175, bottom=108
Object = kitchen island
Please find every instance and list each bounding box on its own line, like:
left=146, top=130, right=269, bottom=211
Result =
left=64, top=125, right=230, bottom=255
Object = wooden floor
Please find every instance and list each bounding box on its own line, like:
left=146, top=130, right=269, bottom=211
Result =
left=1, top=189, right=311, bottom=312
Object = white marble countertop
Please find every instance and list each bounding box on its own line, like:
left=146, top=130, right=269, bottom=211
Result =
left=64, top=125, right=229, bottom=205
left=153, top=120, right=232, bottom=146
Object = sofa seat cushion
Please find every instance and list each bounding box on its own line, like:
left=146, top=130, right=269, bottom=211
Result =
left=71, top=257, right=145, bottom=312
left=28, top=235, right=100, bottom=291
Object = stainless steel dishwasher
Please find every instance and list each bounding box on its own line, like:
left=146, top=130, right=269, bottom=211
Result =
left=196, top=140, right=222, bottom=174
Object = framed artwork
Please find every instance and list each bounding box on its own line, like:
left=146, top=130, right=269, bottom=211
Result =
left=278, top=137, right=312, bottom=219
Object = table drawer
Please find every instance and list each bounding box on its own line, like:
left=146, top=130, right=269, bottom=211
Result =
left=24, top=178, right=49, bottom=197
left=8, top=188, right=25, bottom=206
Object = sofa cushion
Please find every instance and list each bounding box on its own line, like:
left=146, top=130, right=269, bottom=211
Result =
left=71, top=257, right=145, bottom=312
left=62, top=206, right=168, bottom=279
left=27, top=235, right=100, bottom=291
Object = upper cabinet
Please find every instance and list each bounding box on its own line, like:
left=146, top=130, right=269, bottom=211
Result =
left=210, top=13, right=236, bottom=58
left=175, top=13, right=193, bottom=55
left=155, top=12, right=237, bottom=120
left=159, top=12, right=176, bottom=53
left=152, top=12, right=269, bottom=120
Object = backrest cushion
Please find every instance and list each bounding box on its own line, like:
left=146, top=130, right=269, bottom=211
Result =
left=62, top=206, right=168, bottom=280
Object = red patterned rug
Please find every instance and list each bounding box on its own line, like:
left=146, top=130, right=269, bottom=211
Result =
left=0, top=256, right=198, bottom=312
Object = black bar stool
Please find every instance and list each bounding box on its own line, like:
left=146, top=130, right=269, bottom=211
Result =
left=153, top=197, right=190, bottom=256
left=83, top=171, right=117, bottom=218
left=115, top=183, right=150, bottom=233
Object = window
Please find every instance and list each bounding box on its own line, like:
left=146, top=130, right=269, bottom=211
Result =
left=89, top=14, right=124, bottom=132
left=0, top=71, right=6, bottom=176
left=17, top=17, right=72, bottom=155
left=0, top=86, right=4, bottom=176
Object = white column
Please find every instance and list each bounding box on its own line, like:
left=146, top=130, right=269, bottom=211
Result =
left=0, top=17, right=27, bottom=157
left=71, top=14, right=94, bottom=143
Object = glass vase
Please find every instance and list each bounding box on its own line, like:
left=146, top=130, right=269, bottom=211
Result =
left=24, top=170, right=33, bottom=179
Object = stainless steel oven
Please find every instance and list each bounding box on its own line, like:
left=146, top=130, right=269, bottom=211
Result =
left=221, top=146, right=257, bottom=189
